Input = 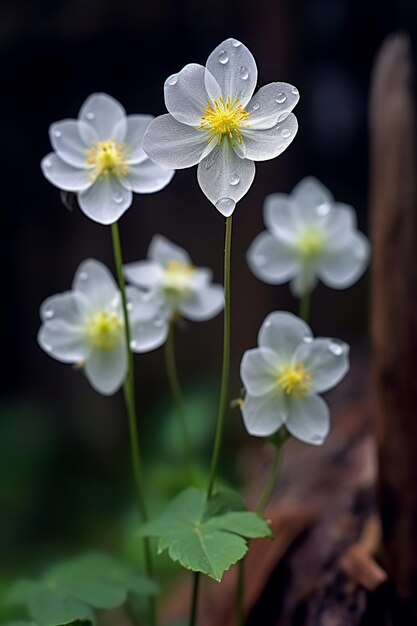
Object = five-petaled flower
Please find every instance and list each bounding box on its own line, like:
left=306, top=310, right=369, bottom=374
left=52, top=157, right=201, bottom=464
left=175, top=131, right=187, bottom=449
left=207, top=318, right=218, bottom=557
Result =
left=143, top=38, right=299, bottom=216
left=38, top=259, right=169, bottom=395
left=240, top=312, right=349, bottom=445
left=41, top=93, right=174, bottom=225
left=124, top=235, right=224, bottom=322
left=247, top=177, right=370, bottom=296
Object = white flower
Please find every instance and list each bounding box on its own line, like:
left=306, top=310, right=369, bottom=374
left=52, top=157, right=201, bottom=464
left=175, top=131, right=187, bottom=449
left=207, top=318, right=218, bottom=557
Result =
left=38, top=259, right=168, bottom=395
left=247, top=177, right=370, bottom=296
left=124, top=235, right=224, bottom=322
left=240, top=311, right=349, bottom=445
left=41, top=93, right=174, bottom=225
left=143, top=38, right=299, bottom=216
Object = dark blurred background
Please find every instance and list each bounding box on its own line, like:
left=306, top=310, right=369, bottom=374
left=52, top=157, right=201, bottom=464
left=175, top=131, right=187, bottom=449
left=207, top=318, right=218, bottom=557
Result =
left=1, top=0, right=416, bottom=605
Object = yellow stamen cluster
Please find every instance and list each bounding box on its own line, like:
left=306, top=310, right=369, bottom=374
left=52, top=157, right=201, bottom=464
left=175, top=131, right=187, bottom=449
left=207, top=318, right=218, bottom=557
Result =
left=85, top=311, right=123, bottom=350
left=162, top=260, right=195, bottom=296
left=298, top=230, right=324, bottom=259
left=86, top=140, right=129, bottom=180
left=198, top=96, right=249, bottom=145
left=277, top=363, right=312, bottom=399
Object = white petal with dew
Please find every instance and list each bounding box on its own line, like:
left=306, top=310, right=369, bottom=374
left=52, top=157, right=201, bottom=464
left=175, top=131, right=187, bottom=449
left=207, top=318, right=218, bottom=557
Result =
left=263, top=193, right=301, bottom=241
left=241, top=390, right=286, bottom=437
left=148, top=234, right=191, bottom=265
left=124, top=260, right=164, bottom=290
left=40, top=291, right=89, bottom=324
left=79, top=93, right=126, bottom=142
left=247, top=231, right=298, bottom=284
left=291, top=177, right=333, bottom=220
left=321, top=203, right=357, bottom=244
left=197, top=141, right=255, bottom=215
left=41, top=153, right=92, bottom=192
left=294, top=338, right=350, bottom=394
left=319, top=232, right=370, bottom=289
left=73, top=259, right=119, bottom=311
left=205, top=38, right=258, bottom=107
left=50, top=120, right=98, bottom=168
left=180, top=283, right=224, bottom=321
left=241, top=113, right=298, bottom=161
left=85, top=342, right=127, bottom=396
left=114, top=115, right=153, bottom=164
left=165, top=63, right=217, bottom=126
left=240, top=347, right=280, bottom=397
left=78, top=176, right=132, bottom=225
left=286, top=395, right=330, bottom=445
left=247, top=82, right=300, bottom=130
left=38, top=320, right=88, bottom=364
left=120, top=160, right=174, bottom=193
left=259, top=311, right=312, bottom=362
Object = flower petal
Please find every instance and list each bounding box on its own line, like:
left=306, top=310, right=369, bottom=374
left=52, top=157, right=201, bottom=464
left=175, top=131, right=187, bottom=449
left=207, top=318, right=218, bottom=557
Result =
left=291, top=177, right=333, bottom=219
left=73, top=259, right=119, bottom=311
left=258, top=311, right=312, bottom=362
left=247, top=82, right=300, bottom=130
left=319, top=232, right=370, bottom=288
left=322, top=203, right=357, bottom=244
left=126, top=287, right=169, bottom=352
left=124, top=260, right=164, bottom=289
left=164, top=63, right=217, bottom=126
left=40, top=291, right=88, bottom=324
left=41, top=153, right=91, bottom=192
left=290, top=262, right=318, bottom=297
left=294, top=338, right=350, bottom=393
left=197, top=142, right=255, bottom=215
left=247, top=232, right=298, bottom=284
left=286, top=395, right=330, bottom=445
left=49, top=120, right=98, bottom=168
left=240, top=347, right=280, bottom=397
left=78, top=176, right=132, bottom=225
left=78, top=93, right=126, bottom=142
left=120, top=160, right=174, bottom=193
left=115, top=115, right=154, bottom=164
left=85, top=342, right=127, bottom=396
left=143, top=114, right=213, bottom=169
left=148, top=234, right=191, bottom=265
left=241, top=113, right=298, bottom=161
left=205, top=38, right=257, bottom=107
left=38, top=320, right=88, bottom=364
left=263, top=193, right=300, bottom=240
left=241, top=390, right=285, bottom=437
left=180, top=284, right=224, bottom=321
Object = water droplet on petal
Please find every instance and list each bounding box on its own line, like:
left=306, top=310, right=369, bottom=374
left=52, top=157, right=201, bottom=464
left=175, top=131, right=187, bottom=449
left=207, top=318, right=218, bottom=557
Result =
left=239, top=66, right=249, bottom=80
left=44, top=309, right=54, bottom=319
left=303, top=335, right=313, bottom=344
left=218, top=50, right=229, bottom=64
left=264, top=320, right=272, bottom=328
left=329, top=341, right=344, bottom=356
left=113, top=192, right=124, bottom=204
left=53, top=129, right=62, bottom=138
left=79, top=271, right=88, bottom=281
left=316, top=203, right=331, bottom=216
left=44, top=159, right=52, bottom=169
left=277, top=111, right=289, bottom=123
left=86, top=111, right=95, bottom=120
left=291, top=86, right=299, bottom=95
left=251, top=103, right=260, bottom=112
left=215, top=197, right=236, bottom=216
left=166, top=74, right=178, bottom=86
left=255, top=254, right=266, bottom=266
left=126, top=302, right=133, bottom=311
left=44, top=343, right=53, bottom=352
left=275, top=93, right=287, bottom=104
left=281, top=128, right=291, bottom=139
left=229, top=172, right=240, bottom=186
left=311, top=434, right=324, bottom=444
left=232, top=40, right=242, bottom=47
left=130, top=340, right=138, bottom=350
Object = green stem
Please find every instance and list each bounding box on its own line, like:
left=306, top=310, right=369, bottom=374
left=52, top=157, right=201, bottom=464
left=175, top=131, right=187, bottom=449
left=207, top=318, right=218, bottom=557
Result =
left=110, top=222, right=156, bottom=626
left=189, top=215, right=233, bottom=626
left=299, top=289, right=311, bottom=322
left=164, top=322, right=194, bottom=480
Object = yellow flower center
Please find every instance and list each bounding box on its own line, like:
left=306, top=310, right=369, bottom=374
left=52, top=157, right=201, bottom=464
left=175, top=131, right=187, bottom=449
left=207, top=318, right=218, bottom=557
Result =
left=298, top=230, right=324, bottom=259
left=86, top=140, right=129, bottom=180
left=198, top=96, right=249, bottom=145
left=162, top=260, right=195, bottom=296
left=277, top=363, right=312, bottom=399
left=85, top=311, right=123, bottom=350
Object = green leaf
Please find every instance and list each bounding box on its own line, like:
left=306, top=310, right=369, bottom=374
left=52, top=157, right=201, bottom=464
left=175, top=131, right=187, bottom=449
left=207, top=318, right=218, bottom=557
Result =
left=28, top=589, right=93, bottom=626
left=4, top=622, right=39, bottom=626
left=138, top=488, right=272, bottom=582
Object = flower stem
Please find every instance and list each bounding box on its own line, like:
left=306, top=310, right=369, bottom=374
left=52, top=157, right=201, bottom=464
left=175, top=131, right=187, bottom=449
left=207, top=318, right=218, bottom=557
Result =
left=299, top=289, right=311, bottom=322
left=188, top=215, right=233, bottom=626
left=164, top=322, right=194, bottom=481
left=110, top=222, right=156, bottom=626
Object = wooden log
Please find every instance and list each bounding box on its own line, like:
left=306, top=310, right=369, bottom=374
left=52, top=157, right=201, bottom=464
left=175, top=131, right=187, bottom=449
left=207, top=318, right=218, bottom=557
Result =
left=370, top=33, right=417, bottom=617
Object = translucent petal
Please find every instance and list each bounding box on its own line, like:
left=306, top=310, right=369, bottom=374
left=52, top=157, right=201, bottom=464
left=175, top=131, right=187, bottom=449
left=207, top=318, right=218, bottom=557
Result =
left=322, top=203, right=357, bottom=244
left=125, top=285, right=165, bottom=321
left=148, top=234, right=191, bottom=265
left=241, top=390, right=285, bottom=437
left=205, top=38, right=257, bottom=107
left=263, top=193, right=301, bottom=241
left=240, top=347, right=280, bottom=397
left=49, top=120, right=97, bottom=168
left=120, top=160, right=174, bottom=193
left=143, top=114, right=214, bottom=169
left=41, top=153, right=91, bottom=192
left=197, top=142, right=255, bottom=215
left=85, top=342, right=127, bottom=396
left=258, top=311, right=312, bottom=362
left=247, top=232, right=298, bottom=284
left=40, top=291, right=88, bottom=324
left=290, top=262, right=318, bottom=297
left=286, top=395, right=330, bottom=445
left=38, top=320, right=88, bottom=364
left=114, top=115, right=153, bottom=164
left=247, top=82, right=300, bottom=130
left=319, top=232, right=370, bottom=289
left=294, top=338, right=350, bottom=393
left=241, top=113, right=298, bottom=161
left=130, top=317, right=168, bottom=352
left=78, top=176, right=132, bottom=225
left=78, top=93, right=126, bottom=142
left=291, top=177, right=333, bottom=220
left=73, top=259, right=119, bottom=311
left=180, top=283, right=224, bottom=321
left=189, top=268, right=213, bottom=288
left=164, top=63, right=216, bottom=126
left=124, top=260, right=164, bottom=289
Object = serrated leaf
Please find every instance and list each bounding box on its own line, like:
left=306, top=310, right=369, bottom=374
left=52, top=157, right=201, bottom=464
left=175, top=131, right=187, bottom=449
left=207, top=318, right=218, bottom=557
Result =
left=138, top=488, right=272, bottom=581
